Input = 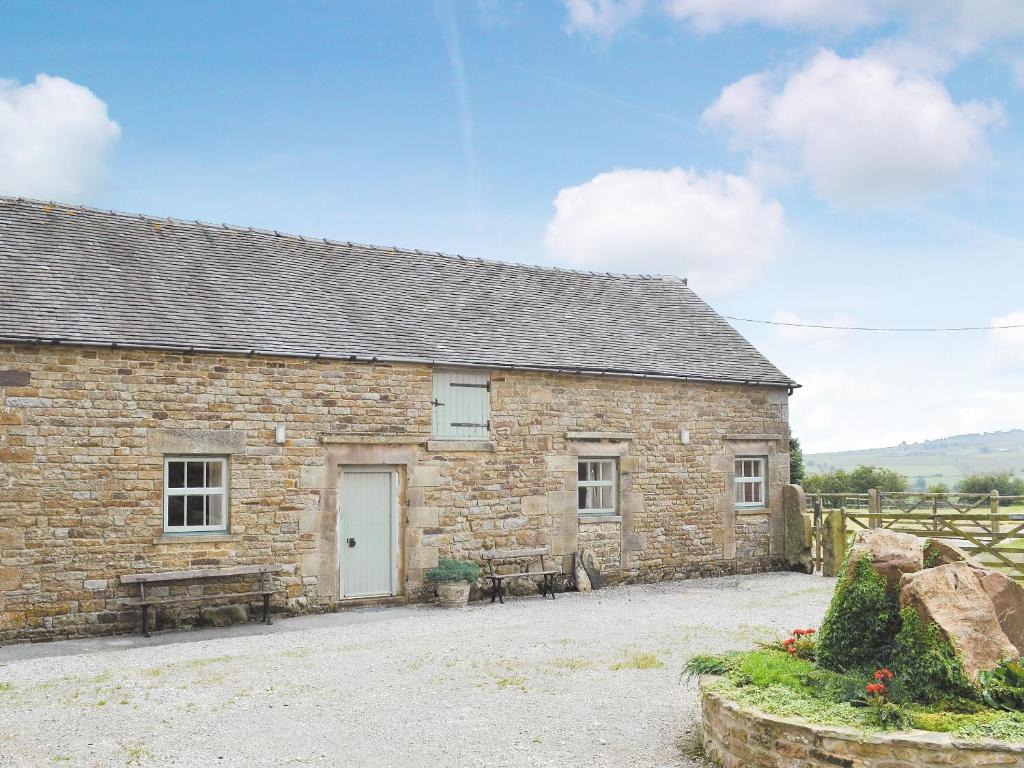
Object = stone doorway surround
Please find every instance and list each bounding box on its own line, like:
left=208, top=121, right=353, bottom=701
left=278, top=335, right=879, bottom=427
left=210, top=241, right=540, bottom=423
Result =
left=299, top=435, right=442, bottom=603
left=544, top=432, right=645, bottom=577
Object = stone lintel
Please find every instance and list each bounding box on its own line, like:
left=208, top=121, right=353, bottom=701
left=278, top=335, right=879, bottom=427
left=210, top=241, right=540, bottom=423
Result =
left=426, top=440, right=496, bottom=453
left=566, top=431, right=635, bottom=441
left=149, top=429, right=246, bottom=455
left=320, top=433, right=426, bottom=445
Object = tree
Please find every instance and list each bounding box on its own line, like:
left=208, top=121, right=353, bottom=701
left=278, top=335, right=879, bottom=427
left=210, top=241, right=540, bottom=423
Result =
left=926, top=482, right=950, bottom=495
left=802, top=465, right=909, bottom=497
left=958, top=472, right=1024, bottom=505
left=789, top=436, right=805, bottom=486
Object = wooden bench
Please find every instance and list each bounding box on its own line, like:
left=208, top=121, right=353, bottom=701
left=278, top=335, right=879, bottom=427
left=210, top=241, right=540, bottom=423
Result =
left=120, top=564, right=284, bottom=637
left=481, top=546, right=558, bottom=603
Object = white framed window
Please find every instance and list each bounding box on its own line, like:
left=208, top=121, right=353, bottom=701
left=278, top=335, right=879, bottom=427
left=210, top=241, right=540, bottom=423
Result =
left=735, top=457, right=766, bottom=508
left=164, top=457, right=228, bottom=532
left=431, top=371, right=491, bottom=439
left=577, top=458, right=617, bottom=516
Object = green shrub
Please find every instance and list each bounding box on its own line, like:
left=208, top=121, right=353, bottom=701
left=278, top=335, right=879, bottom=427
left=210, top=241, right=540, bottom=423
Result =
left=816, top=554, right=900, bottom=673
left=865, top=697, right=913, bottom=730
left=979, top=659, right=1024, bottom=711
left=682, top=653, right=735, bottom=679
left=424, top=558, right=480, bottom=583
left=892, top=608, right=975, bottom=705
left=738, top=650, right=814, bottom=689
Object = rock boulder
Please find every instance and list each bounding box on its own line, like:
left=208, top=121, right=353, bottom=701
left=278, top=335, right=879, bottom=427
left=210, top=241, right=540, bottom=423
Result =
left=924, top=539, right=972, bottom=566
left=973, top=567, right=1024, bottom=656
left=845, top=529, right=924, bottom=588
left=899, top=562, right=1018, bottom=680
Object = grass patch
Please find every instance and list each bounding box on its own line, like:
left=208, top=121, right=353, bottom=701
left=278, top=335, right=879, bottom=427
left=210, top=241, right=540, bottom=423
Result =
left=612, top=652, right=665, bottom=671
left=738, top=651, right=813, bottom=689
left=547, top=657, right=594, bottom=672
left=496, top=676, right=526, bottom=691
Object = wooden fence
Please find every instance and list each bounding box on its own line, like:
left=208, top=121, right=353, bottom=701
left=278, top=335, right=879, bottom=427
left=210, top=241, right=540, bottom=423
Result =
left=807, top=490, right=1024, bottom=581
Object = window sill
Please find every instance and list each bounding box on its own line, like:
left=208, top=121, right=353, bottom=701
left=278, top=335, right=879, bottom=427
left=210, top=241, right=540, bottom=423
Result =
left=153, top=533, right=241, bottom=544
left=578, top=514, right=622, bottom=524
left=426, top=439, right=496, bottom=453
left=735, top=507, right=769, bottom=516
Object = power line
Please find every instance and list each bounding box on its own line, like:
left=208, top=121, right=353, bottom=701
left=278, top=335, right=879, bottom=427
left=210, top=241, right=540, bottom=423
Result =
left=722, top=316, right=1024, bottom=332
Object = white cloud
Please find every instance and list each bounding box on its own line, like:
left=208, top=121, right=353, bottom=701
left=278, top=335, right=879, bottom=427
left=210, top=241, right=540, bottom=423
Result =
left=770, top=309, right=857, bottom=351
left=664, top=0, right=1024, bottom=52
left=905, top=0, right=1024, bottom=55
left=987, top=311, right=1024, bottom=367
left=1012, top=57, right=1024, bottom=89
left=544, top=167, right=786, bottom=294
left=665, top=0, right=880, bottom=34
left=0, top=74, right=120, bottom=201
left=791, top=366, right=1024, bottom=452
left=562, top=0, right=646, bottom=37
left=703, top=50, right=1003, bottom=206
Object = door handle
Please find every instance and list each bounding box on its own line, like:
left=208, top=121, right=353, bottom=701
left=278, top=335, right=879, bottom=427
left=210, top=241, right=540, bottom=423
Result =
left=347, top=537, right=356, bottom=548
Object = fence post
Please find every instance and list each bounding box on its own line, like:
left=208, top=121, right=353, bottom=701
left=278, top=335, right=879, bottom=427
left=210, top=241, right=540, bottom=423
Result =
left=822, top=507, right=846, bottom=577
left=992, top=489, right=1001, bottom=539
left=868, top=488, right=881, bottom=529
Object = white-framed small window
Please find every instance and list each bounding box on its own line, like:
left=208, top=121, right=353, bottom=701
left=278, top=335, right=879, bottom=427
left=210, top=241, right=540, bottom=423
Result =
left=735, top=457, right=766, bottom=508
left=577, top=458, right=617, bottom=516
left=164, top=457, right=228, bottom=533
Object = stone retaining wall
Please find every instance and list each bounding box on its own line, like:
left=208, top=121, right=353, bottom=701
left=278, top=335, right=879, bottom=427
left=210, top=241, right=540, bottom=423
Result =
left=701, top=683, right=1024, bottom=767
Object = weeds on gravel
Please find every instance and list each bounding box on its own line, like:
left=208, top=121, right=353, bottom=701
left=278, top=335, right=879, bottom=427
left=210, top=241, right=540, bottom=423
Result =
left=496, top=676, right=526, bottom=690
left=547, top=657, right=594, bottom=672
left=612, top=653, right=665, bottom=671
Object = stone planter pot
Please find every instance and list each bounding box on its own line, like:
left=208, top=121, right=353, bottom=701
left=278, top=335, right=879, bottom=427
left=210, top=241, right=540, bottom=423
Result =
left=434, top=580, right=472, bottom=608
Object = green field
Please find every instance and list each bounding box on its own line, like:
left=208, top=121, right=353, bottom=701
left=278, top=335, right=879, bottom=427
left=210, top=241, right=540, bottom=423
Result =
left=806, top=430, right=1024, bottom=489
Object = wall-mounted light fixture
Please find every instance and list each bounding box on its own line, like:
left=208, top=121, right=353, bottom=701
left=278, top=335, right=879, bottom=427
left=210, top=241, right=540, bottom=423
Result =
left=275, top=425, right=287, bottom=445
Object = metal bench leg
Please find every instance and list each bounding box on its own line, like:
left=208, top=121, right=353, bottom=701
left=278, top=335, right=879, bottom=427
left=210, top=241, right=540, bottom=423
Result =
left=548, top=574, right=556, bottom=600
left=490, top=578, right=497, bottom=603
left=142, top=605, right=151, bottom=638
left=262, top=594, right=272, bottom=625
left=497, top=579, right=504, bottom=604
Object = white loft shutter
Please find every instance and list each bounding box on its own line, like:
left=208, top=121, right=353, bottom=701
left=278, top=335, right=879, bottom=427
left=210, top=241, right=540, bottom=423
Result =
left=432, top=371, right=490, bottom=439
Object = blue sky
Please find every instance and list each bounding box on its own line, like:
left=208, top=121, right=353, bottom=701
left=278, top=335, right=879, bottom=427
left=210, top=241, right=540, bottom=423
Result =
left=3, top=0, right=1024, bottom=453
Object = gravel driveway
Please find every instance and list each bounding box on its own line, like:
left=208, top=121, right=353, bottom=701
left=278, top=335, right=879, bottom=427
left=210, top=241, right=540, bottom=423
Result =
left=0, top=572, right=835, bottom=768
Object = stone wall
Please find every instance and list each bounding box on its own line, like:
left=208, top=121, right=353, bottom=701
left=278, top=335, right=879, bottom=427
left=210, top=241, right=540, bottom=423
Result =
left=1, top=343, right=790, bottom=641
left=701, top=684, right=1024, bottom=767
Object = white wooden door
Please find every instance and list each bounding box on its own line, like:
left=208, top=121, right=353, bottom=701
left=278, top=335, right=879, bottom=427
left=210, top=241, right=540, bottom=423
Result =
left=340, top=469, right=396, bottom=598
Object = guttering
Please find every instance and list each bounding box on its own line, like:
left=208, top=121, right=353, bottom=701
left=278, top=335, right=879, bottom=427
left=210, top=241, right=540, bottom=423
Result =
left=0, top=334, right=800, bottom=390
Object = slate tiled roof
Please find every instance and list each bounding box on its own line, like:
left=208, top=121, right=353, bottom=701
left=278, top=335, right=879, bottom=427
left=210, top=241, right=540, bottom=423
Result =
left=0, top=196, right=794, bottom=387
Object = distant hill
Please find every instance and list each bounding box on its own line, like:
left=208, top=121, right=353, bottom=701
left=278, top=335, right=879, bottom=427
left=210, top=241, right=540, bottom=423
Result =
left=805, top=430, right=1024, bottom=489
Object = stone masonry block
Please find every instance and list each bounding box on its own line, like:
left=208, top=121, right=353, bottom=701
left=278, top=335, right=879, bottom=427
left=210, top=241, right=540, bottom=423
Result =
left=545, top=455, right=576, bottom=473
left=409, top=465, right=441, bottom=488
left=407, top=506, right=440, bottom=528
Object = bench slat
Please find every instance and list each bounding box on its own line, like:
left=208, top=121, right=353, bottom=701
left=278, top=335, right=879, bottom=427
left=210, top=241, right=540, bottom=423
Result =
left=125, top=589, right=283, bottom=606
left=488, top=570, right=558, bottom=579
left=481, top=547, right=550, bottom=560
left=121, top=564, right=282, bottom=585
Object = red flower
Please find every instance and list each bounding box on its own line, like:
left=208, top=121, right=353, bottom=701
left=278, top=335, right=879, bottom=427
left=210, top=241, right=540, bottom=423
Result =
left=783, top=638, right=795, bottom=646
left=865, top=683, right=886, bottom=695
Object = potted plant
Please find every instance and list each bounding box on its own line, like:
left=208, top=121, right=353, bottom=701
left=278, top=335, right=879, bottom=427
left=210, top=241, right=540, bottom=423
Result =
left=425, top=558, right=480, bottom=608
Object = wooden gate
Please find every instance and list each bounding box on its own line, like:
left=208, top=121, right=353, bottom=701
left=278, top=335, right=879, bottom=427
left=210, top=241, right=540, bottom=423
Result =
left=809, top=490, right=1024, bottom=582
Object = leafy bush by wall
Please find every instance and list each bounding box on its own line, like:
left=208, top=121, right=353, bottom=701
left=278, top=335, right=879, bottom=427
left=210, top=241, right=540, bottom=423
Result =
left=892, top=608, right=975, bottom=704
left=816, top=554, right=901, bottom=673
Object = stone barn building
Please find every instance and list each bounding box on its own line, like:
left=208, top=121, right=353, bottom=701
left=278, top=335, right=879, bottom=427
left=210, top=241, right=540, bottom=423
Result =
left=0, top=197, right=796, bottom=642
